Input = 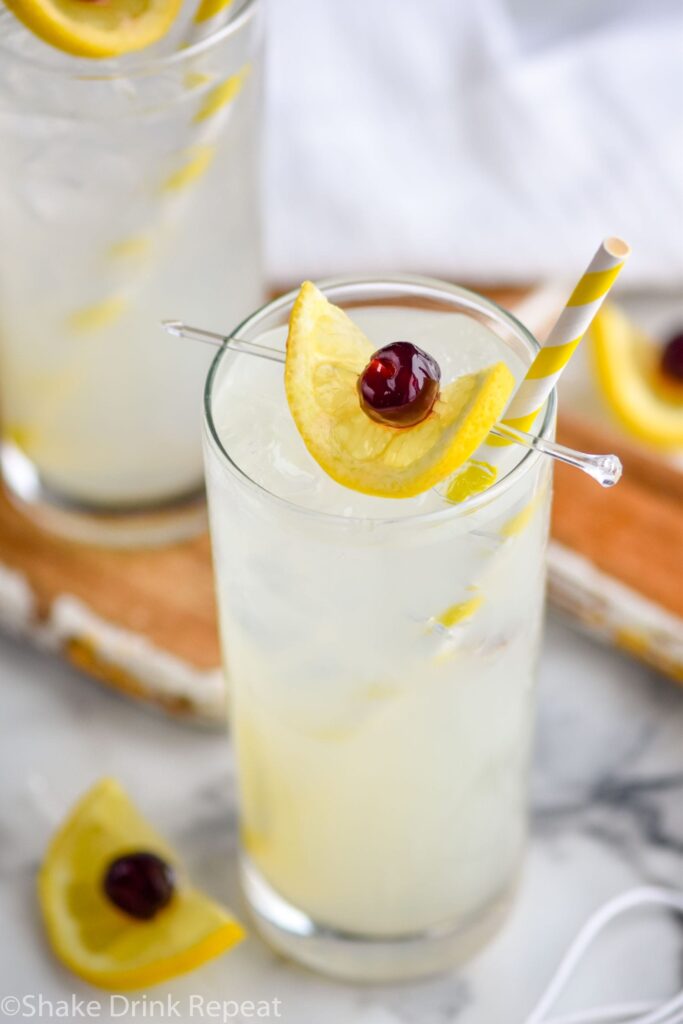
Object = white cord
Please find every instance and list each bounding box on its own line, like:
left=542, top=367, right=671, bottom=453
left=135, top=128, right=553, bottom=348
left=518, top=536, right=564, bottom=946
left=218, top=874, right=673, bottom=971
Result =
left=524, top=887, right=683, bottom=1024
left=546, top=1008, right=683, bottom=1024
left=543, top=1004, right=658, bottom=1024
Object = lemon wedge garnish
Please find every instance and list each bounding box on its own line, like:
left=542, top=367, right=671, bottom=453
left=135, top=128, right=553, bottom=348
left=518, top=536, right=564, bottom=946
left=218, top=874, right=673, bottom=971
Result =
left=284, top=282, right=515, bottom=499
left=4, top=0, right=182, bottom=59
left=38, top=779, right=244, bottom=990
left=590, top=304, right=683, bottom=449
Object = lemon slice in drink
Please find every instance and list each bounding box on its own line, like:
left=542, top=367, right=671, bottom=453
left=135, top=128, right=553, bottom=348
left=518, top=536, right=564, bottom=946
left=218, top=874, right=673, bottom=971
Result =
left=4, top=0, right=182, bottom=59
left=38, top=779, right=244, bottom=990
left=284, top=282, right=515, bottom=498
left=590, top=304, right=683, bottom=449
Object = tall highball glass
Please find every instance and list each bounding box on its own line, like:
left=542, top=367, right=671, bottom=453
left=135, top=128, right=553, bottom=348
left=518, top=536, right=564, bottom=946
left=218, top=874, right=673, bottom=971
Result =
left=203, top=277, right=554, bottom=981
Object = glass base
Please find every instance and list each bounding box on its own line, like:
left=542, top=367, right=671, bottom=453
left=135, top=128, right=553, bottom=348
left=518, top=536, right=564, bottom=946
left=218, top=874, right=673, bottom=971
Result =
left=241, top=855, right=518, bottom=983
left=1, top=441, right=207, bottom=548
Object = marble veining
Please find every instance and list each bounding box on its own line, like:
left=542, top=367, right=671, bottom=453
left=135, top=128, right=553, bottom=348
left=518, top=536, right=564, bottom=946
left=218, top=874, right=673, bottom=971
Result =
left=0, top=614, right=681, bottom=1023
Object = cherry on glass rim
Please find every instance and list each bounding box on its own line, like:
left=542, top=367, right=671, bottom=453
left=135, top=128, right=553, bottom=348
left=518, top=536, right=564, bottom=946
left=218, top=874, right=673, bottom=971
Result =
left=357, top=341, right=441, bottom=427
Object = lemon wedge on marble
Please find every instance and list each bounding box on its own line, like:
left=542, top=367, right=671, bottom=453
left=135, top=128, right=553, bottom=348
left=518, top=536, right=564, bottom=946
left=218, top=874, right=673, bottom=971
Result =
left=38, top=778, right=244, bottom=990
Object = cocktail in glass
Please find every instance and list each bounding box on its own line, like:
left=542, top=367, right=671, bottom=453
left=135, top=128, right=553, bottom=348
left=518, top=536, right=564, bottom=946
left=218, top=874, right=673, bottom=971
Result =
left=203, top=277, right=554, bottom=981
left=0, top=0, right=263, bottom=544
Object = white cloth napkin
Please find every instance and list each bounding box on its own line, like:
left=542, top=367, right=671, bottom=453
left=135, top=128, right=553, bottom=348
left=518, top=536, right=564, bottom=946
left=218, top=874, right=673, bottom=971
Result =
left=264, top=0, right=683, bottom=286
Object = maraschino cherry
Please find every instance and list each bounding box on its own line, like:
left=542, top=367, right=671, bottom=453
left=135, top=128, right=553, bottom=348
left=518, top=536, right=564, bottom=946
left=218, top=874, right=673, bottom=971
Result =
left=103, top=851, right=175, bottom=921
left=660, top=330, right=683, bottom=384
left=357, top=341, right=441, bottom=427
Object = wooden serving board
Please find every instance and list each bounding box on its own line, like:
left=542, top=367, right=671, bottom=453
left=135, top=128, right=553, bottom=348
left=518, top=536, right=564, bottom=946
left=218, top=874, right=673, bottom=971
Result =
left=0, top=495, right=224, bottom=721
left=550, top=415, right=682, bottom=684
left=0, top=287, right=680, bottom=723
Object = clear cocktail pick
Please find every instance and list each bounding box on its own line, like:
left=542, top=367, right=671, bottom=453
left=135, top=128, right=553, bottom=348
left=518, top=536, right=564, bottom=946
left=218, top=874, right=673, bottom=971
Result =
left=162, top=319, right=622, bottom=488
left=490, top=421, right=622, bottom=487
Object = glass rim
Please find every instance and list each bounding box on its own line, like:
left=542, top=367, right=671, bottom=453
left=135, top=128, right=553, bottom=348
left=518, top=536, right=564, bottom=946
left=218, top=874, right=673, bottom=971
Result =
left=0, top=0, right=259, bottom=80
left=203, top=274, right=556, bottom=529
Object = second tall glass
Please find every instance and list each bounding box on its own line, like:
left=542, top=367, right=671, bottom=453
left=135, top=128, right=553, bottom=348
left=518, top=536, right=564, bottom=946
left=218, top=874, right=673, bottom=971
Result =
left=0, top=0, right=263, bottom=544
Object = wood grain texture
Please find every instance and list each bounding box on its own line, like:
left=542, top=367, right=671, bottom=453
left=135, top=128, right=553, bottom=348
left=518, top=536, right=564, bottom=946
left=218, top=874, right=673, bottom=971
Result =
left=0, top=491, right=220, bottom=671
left=554, top=415, right=683, bottom=620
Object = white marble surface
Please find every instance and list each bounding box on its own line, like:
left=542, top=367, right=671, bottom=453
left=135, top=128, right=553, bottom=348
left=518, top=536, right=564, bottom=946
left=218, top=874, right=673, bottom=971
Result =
left=1, top=615, right=682, bottom=1023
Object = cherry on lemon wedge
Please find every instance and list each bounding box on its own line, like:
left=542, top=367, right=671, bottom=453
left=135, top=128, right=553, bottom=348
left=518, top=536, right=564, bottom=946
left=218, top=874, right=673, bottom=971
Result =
left=103, top=851, right=175, bottom=921
left=358, top=341, right=441, bottom=427
left=4, top=0, right=183, bottom=59
left=590, top=304, right=683, bottom=449
left=38, top=779, right=244, bottom=990
left=284, top=282, right=515, bottom=499
left=660, top=331, right=683, bottom=385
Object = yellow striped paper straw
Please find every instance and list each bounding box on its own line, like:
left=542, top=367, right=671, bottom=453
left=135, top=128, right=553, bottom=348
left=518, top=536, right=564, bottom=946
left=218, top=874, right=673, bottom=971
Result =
left=445, top=237, right=630, bottom=502
left=501, top=236, right=631, bottom=436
